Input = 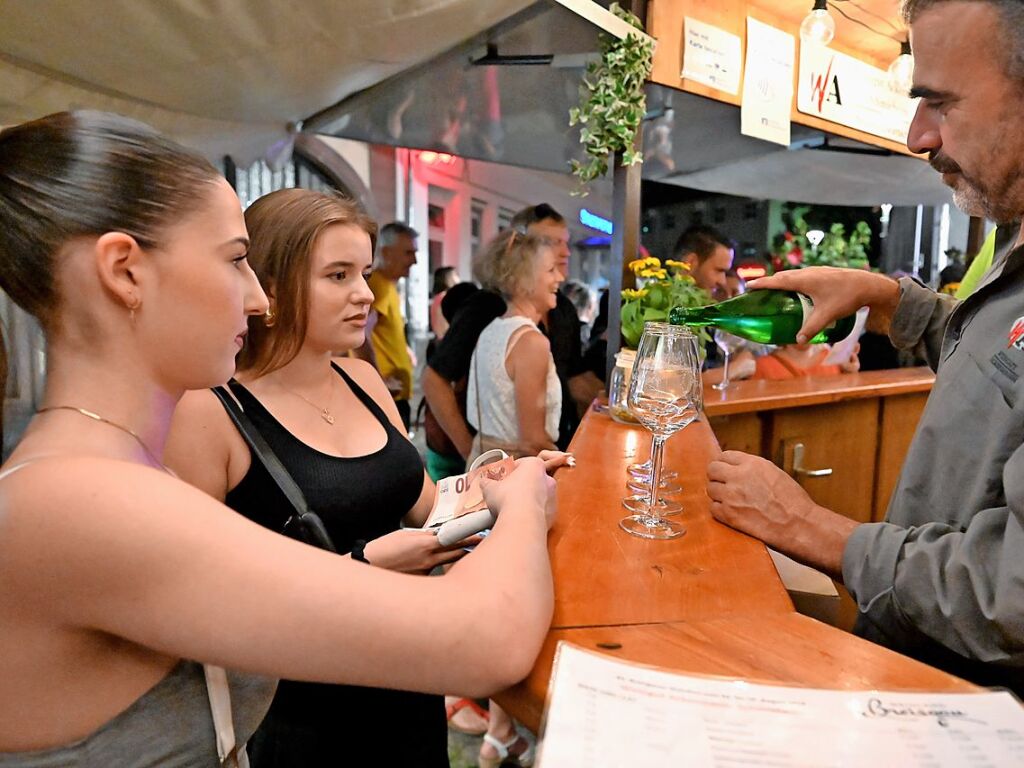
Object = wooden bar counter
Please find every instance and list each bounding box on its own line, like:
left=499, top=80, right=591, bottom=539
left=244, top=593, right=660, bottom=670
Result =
left=496, top=367, right=975, bottom=734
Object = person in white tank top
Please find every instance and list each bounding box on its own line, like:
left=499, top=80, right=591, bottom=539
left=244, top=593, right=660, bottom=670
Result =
left=467, top=229, right=563, bottom=463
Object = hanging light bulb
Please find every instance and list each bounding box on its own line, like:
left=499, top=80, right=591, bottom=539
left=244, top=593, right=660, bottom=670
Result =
left=800, top=0, right=836, bottom=47
left=888, top=38, right=915, bottom=95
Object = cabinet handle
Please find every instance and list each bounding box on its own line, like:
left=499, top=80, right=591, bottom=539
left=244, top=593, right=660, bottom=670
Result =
left=790, top=442, right=833, bottom=478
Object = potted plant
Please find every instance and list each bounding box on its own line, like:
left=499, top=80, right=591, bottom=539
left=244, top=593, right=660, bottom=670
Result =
left=620, top=256, right=711, bottom=348
left=568, top=3, right=654, bottom=194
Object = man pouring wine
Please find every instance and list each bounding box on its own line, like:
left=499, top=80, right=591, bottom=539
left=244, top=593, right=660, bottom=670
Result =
left=705, top=0, right=1024, bottom=695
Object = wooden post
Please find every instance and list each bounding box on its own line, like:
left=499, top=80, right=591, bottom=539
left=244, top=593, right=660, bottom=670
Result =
left=604, top=0, right=648, bottom=382
left=606, top=144, right=644, bottom=383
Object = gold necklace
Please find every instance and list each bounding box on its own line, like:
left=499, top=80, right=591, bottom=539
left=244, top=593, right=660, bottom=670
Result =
left=36, top=405, right=172, bottom=473
left=279, top=381, right=336, bottom=425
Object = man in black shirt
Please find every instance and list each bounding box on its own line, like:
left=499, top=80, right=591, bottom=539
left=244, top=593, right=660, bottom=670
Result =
left=423, top=204, right=599, bottom=460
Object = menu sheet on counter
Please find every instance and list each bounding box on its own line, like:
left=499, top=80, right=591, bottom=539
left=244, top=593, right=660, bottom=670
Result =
left=537, top=643, right=1024, bottom=767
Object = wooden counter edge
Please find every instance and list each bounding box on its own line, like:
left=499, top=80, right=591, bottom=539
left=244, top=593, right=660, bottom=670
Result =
left=704, top=368, right=935, bottom=417
left=495, top=613, right=979, bottom=733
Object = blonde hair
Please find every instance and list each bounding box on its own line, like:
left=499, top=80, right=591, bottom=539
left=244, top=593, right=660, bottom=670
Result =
left=473, top=229, right=549, bottom=300
left=238, top=189, right=377, bottom=377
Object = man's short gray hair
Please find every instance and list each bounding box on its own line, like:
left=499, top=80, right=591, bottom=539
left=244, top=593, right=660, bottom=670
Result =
left=378, top=221, right=418, bottom=248
left=902, top=0, right=1024, bottom=81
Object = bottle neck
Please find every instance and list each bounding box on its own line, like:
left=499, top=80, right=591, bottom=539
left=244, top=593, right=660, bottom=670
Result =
left=674, top=307, right=712, bottom=325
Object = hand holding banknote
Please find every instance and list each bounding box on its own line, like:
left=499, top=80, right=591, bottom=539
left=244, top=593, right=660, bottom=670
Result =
left=481, top=456, right=558, bottom=530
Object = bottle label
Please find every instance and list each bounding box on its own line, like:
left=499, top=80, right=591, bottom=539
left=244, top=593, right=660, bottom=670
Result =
left=796, top=293, right=813, bottom=329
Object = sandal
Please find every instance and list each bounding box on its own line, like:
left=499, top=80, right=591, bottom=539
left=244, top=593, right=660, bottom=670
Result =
left=478, top=723, right=536, bottom=768
left=445, top=697, right=490, bottom=736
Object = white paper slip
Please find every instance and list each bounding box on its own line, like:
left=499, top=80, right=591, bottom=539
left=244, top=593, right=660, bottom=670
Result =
left=681, top=17, right=742, bottom=95
left=538, top=643, right=1024, bottom=767
left=823, top=306, right=869, bottom=366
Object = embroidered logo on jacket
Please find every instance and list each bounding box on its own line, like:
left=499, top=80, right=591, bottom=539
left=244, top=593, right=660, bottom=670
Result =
left=1009, top=316, right=1024, bottom=349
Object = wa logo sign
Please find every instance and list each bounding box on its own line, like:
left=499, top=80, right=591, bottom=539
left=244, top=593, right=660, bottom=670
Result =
left=809, top=56, right=842, bottom=112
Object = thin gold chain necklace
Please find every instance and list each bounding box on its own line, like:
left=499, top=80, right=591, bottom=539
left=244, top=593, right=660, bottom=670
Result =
left=278, top=380, right=336, bottom=425
left=36, top=405, right=171, bottom=472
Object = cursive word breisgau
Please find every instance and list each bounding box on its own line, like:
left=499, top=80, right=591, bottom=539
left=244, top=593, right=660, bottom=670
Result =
left=862, top=697, right=985, bottom=728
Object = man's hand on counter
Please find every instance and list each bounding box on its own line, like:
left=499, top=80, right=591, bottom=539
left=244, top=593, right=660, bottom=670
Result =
left=706, top=451, right=860, bottom=579
left=748, top=267, right=900, bottom=342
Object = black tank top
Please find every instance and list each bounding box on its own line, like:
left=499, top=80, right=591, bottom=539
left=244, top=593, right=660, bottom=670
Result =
left=221, top=364, right=446, bottom=767
left=225, top=363, right=424, bottom=553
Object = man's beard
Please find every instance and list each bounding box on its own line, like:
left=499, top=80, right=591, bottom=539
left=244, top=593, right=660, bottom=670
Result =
left=932, top=151, right=1024, bottom=221
left=950, top=181, right=989, bottom=217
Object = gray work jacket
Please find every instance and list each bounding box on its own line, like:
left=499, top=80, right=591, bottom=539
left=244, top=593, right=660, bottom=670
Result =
left=843, top=242, right=1024, bottom=690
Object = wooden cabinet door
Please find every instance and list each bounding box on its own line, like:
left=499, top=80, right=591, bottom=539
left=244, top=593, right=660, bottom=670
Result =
left=707, top=413, right=762, bottom=455
left=767, top=399, right=880, bottom=524
left=873, top=392, right=929, bottom=522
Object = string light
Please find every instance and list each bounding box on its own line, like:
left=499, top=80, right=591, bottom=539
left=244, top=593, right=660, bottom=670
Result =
left=800, top=0, right=836, bottom=46
left=888, top=38, right=914, bottom=95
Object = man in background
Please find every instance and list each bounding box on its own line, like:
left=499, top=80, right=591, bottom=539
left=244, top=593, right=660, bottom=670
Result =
left=675, top=224, right=735, bottom=296
left=673, top=225, right=758, bottom=385
left=356, top=221, right=418, bottom=429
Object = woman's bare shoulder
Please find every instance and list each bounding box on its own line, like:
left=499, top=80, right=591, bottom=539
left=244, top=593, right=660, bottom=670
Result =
left=333, top=357, right=393, bottom=402
left=165, top=388, right=248, bottom=497
left=172, top=387, right=235, bottom=431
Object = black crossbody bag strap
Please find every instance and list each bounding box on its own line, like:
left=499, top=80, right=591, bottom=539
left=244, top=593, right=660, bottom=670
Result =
left=211, top=384, right=337, bottom=553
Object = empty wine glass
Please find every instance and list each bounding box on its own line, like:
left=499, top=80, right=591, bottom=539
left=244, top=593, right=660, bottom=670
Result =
left=620, top=323, right=703, bottom=540
left=712, top=329, right=744, bottom=391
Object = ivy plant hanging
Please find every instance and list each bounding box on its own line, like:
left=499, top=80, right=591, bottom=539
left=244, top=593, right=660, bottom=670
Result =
left=568, top=3, right=654, bottom=194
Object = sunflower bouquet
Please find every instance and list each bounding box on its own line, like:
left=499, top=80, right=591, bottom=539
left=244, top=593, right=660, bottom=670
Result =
left=620, top=256, right=711, bottom=348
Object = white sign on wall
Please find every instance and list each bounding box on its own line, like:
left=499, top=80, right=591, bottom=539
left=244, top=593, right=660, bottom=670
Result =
left=681, top=17, right=742, bottom=95
left=741, top=18, right=795, bottom=146
left=797, top=44, right=918, bottom=143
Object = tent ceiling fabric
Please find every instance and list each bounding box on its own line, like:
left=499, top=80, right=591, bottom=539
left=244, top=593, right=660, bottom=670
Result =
left=661, top=147, right=952, bottom=207
left=641, top=87, right=950, bottom=207
left=0, top=0, right=534, bottom=163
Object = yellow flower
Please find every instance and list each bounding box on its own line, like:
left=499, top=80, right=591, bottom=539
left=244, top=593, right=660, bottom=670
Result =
left=621, top=288, right=649, bottom=300
left=638, top=268, right=667, bottom=279
left=629, top=256, right=663, bottom=276
left=664, top=259, right=690, bottom=270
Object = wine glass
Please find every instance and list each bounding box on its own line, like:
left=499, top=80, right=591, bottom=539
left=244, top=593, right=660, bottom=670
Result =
left=627, top=460, right=677, bottom=482
left=712, top=329, right=744, bottom=391
left=620, top=323, right=703, bottom=540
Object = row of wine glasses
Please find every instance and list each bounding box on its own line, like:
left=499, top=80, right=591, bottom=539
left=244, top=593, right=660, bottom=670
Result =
left=619, top=323, right=703, bottom=540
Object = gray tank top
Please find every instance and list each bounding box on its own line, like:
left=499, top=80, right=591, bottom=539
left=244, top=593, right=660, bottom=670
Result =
left=0, top=661, right=276, bottom=767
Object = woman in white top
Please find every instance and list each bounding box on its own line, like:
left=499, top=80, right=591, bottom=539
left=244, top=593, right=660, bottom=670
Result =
left=467, top=229, right=563, bottom=462
left=465, top=228, right=564, bottom=767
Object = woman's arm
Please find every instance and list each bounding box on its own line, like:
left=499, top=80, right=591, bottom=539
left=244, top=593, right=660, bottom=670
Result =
left=507, top=330, right=559, bottom=455
left=1, top=455, right=555, bottom=697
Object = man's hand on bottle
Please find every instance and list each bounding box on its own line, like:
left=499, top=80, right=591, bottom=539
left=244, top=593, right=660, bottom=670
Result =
left=748, top=267, right=900, bottom=343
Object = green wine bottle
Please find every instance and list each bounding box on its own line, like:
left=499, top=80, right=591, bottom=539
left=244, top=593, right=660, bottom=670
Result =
left=668, top=290, right=856, bottom=345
